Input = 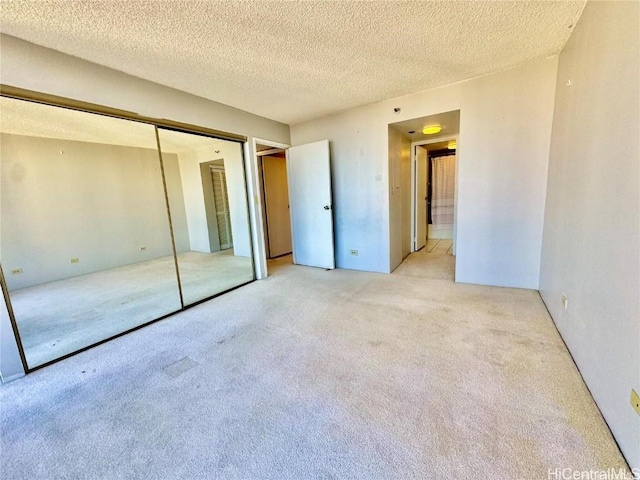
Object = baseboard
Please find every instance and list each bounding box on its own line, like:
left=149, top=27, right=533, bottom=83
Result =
left=1, top=372, right=25, bottom=384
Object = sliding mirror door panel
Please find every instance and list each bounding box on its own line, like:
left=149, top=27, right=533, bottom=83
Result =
left=157, top=128, right=254, bottom=306
left=0, top=97, right=182, bottom=368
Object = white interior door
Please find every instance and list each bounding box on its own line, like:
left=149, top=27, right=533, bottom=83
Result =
left=262, top=155, right=292, bottom=257
left=415, top=146, right=427, bottom=251
left=287, top=140, right=335, bottom=269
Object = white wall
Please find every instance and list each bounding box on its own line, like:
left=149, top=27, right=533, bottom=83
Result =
left=291, top=57, right=557, bottom=288
left=539, top=1, right=640, bottom=469
left=176, top=142, right=252, bottom=257
left=1, top=134, right=188, bottom=290
left=178, top=149, right=217, bottom=253
left=456, top=66, right=557, bottom=288
left=164, top=152, right=191, bottom=253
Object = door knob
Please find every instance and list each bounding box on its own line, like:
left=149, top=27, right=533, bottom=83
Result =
left=324, top=205, right=331, bottom=210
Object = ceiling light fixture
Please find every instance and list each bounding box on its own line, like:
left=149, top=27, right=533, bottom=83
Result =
left=422, top=125, right=441, bottom=135
left=448, top=140, right=457, bottom=149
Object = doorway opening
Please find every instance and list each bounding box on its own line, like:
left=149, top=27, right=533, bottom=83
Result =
left=210, top=165, right=233, bottom=250
left=256, top=145, right=293, bottom=266
left=388, top=110, right=460, bottom=280
left=252, top=139, right=336, bottom=279
left=200, top=159, right=234, bottom=253
left=424, top=142, right=456, bottom=244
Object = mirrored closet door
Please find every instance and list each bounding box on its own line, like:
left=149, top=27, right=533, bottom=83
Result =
left=0, top=96, right=255, bottom=370
left=156, top=128, right=254, bottom=306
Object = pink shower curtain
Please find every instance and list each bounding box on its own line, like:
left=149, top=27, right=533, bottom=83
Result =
left=431, top=155, right=455, bottom=230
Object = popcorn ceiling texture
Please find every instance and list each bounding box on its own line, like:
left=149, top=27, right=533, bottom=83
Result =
left=0, top=0, right=586, bottom=124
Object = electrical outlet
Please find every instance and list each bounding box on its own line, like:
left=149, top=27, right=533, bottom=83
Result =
left=561, top=294, right=568, bottom=310
left=11, top=268, right=22, bottom=275
left=140, top=245, right=147, bottom=251
left=70, top=258, right=80, bottom=264
left=350, top=249, right=358, bottom=256
left=631, top=389, right=640, bottom=416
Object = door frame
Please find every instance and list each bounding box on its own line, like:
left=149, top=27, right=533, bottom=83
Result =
left=259, top=151, right=292, bottom=260
left=411, top=135, right=459, bottom=254
left=250, top=137, right=290, bottom=279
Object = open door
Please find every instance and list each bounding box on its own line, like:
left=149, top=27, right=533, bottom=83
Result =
left=415, top=146, right=427, bottom=251
left=287, top=140, right=335, bottom=269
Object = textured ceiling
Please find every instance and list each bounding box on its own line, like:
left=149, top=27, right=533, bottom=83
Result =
left=0, top=97, right=226, bottom=153
left=390, top=110, right=460, bottom=142
left=0, top=1, right=586, bottom=124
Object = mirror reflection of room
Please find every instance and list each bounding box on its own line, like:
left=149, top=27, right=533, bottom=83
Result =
left=0, top=97, right=182, bottom=368
left=156, top=128, right=254, bottom=306
left=0, top=98, right=255, bottom=369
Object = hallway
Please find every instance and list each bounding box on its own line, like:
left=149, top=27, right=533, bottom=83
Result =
left=393, top=239, right=455, bottom=281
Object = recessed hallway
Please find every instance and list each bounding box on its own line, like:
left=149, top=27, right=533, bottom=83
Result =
left=394, top=242, right=455, bottom=281
left=0, top=255, right=627, bottom=479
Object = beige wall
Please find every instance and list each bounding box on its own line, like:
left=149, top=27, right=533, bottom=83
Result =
left=388, top=127, right=412, bottom=268
left=292, top=57, right=557, bottom=288
left=262, top=155, right=292, bottom=258
left=400, top=135, right=411, bottom=260
left=1, top=133, right=188, bottom=290
left=540, top=1, right=640, bottom=469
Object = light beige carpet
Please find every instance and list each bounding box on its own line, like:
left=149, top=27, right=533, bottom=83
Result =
left=393, top=249, right=455, bottom=280
left=0, top=254, right=628, bottom=479
left=9, top=250, right=253, bottom=368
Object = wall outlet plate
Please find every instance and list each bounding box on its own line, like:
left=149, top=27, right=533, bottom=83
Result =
left=631, top=389, right=640, bottom=416
left=140, top=245, right=147, bottom=251
left=70, top=258, right=80, bottom=264
left=350, top=249, right=358, bottom=256
left=11, top=268, right=23, bottom=275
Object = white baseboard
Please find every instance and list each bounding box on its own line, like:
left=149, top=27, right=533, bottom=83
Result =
left=1, top=372, right=25, bottom=384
